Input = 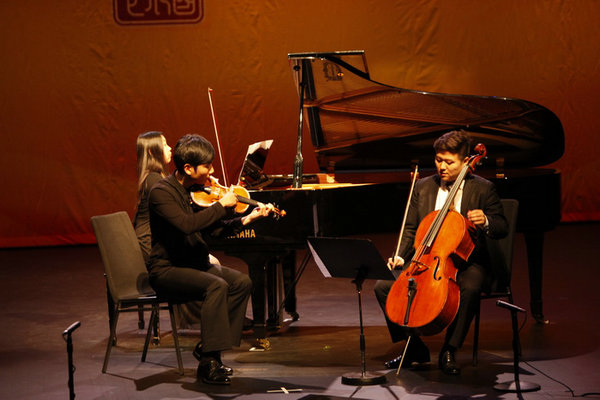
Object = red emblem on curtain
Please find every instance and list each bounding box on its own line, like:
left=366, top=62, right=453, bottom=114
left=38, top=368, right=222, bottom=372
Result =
left=114, top=0, right=203, bottom=25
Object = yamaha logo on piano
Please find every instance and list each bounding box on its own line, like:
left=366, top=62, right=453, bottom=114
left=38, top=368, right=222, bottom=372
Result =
left=228, top=229, right=256, bottom=239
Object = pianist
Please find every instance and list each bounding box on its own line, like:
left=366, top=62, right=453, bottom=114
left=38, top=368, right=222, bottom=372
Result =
left=374, top=129, right=508, bottom=375
left=147, top=134, right=274, bottom=385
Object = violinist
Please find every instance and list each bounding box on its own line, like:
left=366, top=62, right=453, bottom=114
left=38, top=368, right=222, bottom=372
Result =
left=374, top=129, right=508, bottom=375
left=147, top=134, right=275, bottom=385
left=134, top=131, right=218, bottom=329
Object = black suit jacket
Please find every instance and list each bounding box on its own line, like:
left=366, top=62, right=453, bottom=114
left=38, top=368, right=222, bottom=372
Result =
left=148, top=173, right=243, bottom=271
left=398, top=173, right=508, bottom=274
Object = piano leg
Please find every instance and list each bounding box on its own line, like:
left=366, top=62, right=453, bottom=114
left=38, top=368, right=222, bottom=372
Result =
left=266, top=251, right=298, bottom=328
left=266, top=257, right=279, bottom=329
left=228, top=250, right=292, bottom=342
left=524, top=231, right=549, bottom=324
left=281, top=251, right=298, bottom=320
left=223, top=248, right=307, bottom=349
left=243, top=254, right=272, bottom=340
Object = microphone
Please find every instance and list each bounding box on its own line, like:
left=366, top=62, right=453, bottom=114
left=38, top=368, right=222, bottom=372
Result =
left=496, top=300, right=526, bottom=313
left=62, top=321, right=81, bottom=339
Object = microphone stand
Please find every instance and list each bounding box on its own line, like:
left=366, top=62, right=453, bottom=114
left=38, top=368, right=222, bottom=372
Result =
left=63, top=321, right=81, bottom=400
left=494, top=301, right=540, bottom=392
left=292, top=62, right=305, bottom=188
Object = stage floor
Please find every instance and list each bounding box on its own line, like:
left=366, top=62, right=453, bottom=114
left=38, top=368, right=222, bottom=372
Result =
left=1, top=223, right=599, bottom=399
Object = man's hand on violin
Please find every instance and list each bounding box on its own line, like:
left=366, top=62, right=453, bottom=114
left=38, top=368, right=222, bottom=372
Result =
left=467, top=209, right=488, bottom=228
left=241, top=202, right=276, bottom=225
left=387, top=256, right=405, bottom=271
left=218, top=190, right=238, bottom=208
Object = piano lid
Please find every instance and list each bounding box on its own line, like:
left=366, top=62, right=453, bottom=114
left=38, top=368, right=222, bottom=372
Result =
left=288, top=50, right=564, bottom=172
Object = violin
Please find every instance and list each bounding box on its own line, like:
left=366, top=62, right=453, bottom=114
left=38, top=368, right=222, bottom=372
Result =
left=190, top=176, right=286, bottom=218
left=385, top=144, right=487, bottom=336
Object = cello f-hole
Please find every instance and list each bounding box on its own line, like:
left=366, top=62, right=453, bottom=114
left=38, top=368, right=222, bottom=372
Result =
left=432, top=257, right=442, bottom=281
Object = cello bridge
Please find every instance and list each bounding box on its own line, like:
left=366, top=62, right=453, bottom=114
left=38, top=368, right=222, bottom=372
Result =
left=408, top=261, right=429, bottom=275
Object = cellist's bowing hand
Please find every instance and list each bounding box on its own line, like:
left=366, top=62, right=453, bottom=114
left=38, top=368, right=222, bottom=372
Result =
left=387, top=256, right=405, bottom=271
left=467, top=209, right=488, bottom=228
left=242, top=202, right=275, bottom=225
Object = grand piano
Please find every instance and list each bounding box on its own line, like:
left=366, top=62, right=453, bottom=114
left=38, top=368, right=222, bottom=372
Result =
left=209, top=50, right=564, bottom=342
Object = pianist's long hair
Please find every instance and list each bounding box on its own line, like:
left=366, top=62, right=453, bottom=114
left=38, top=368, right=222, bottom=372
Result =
left=136, top=131, right=170, bottom=196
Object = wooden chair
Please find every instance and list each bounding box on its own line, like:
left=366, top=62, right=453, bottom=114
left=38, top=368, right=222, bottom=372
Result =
left=91, top=211, right=183, bottom=374
left=472, top=199, right=519, bottom=366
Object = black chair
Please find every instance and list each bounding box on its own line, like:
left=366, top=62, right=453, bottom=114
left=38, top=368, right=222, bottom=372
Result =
left=472, top=199, right=519, bottom=366
left=91, top=211, right=184, bottom=375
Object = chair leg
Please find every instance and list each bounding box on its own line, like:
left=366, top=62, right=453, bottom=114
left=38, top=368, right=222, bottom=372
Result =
left=152, top=308, right=160, bottom=345
left=168, top=303, right=184, bottom=375
left=105, top=279, right=116, bottom=345
left=142, top=305, right=158, bottom=362
left=137, top=305, right=145, bottom=330
left=102, top=305, right=121, bottom=373
left=472, top=297, right=482, bottom=366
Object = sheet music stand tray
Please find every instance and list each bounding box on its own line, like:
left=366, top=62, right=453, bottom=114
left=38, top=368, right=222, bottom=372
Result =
left=307, top=237, right=395, bottom=386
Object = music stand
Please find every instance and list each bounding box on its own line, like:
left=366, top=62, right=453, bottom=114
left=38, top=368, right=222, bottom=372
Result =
left=307, top=237, right=395, bottom=386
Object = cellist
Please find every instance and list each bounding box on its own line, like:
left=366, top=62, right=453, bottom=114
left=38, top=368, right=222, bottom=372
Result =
left=374, top=129, right=508, bottom=375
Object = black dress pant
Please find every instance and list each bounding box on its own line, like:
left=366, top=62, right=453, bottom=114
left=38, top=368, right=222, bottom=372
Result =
left=374, top=263, right=485, bottom=349
left=149, top=263, right=252, bottom=352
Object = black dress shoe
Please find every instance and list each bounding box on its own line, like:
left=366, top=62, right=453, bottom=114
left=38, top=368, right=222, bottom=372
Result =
left=192, top=344, right=233, bottom=376
left=219, top=364, right=233, bottom=376
left=197, top=359, right=231, bottom=385
left=438, top=349, right=460, bottom=375
left=384, top=339, right=430, bottom=369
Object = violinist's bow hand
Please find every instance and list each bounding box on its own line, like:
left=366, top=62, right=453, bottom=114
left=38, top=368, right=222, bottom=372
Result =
left=242, top=202, right=274, bottom=225
left=387, top=256, right=405, bottom=271
left=257, top=202, right=275, bottom=217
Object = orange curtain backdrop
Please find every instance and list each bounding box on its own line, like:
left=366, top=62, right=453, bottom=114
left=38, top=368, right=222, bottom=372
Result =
left=1, top=1, right=599, bottom=247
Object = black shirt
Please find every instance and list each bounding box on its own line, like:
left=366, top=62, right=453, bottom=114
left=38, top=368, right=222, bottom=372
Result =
left=148, top=173, right=242, bottom=271
left=133, top=171, right=162, bottom=261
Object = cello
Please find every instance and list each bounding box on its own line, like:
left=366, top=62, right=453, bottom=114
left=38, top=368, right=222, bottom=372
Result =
left=385, top=143, right=487, bottom=336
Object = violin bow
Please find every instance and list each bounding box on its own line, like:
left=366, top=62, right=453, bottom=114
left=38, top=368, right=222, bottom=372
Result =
left=207, top=87, right=229, bottom=187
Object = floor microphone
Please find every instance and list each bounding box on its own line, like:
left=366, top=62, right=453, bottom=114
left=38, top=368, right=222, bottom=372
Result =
left=496, top=300, right=526, bottom=313
left=63, top=321, right=81, bottom=338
